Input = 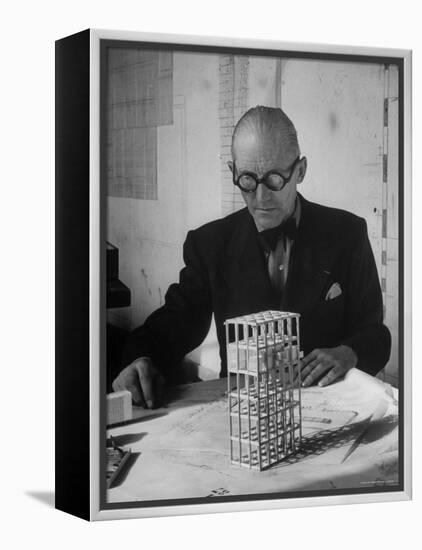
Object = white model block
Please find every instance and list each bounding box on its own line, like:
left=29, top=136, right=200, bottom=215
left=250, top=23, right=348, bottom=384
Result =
left=107, top=390, right=133, bottom=425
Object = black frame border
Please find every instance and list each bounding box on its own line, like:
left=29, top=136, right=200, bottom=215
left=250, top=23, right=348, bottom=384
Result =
left=55, top=29, right=91, bottom=520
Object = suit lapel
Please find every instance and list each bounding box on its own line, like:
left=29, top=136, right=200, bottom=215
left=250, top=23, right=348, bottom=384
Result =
left=222, top=209, right=274, bottom=313
left=282, top=195, right=334, bottom=313
left=221, top=198, right=336, bottom=316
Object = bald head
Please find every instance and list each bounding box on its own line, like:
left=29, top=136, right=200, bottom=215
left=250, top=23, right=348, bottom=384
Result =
left=232, top=106, right=300, bottom=168
left=229, top=106, right=306, bottom=231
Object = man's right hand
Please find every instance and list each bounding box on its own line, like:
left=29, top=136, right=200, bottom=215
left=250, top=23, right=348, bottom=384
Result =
left=112, top=357, right=164, bottom=409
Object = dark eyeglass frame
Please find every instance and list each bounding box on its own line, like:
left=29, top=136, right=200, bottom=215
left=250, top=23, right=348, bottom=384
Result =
left=233, top=156, right=301, bottom=193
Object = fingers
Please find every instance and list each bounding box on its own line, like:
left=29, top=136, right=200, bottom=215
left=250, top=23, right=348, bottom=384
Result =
left=301, top=349, right=318, bottom=368
left=300, top=357, right=321, bottom=381
left=155, top=372, right=165, bottom=406
left=135, top=360, right=155, bottom=409
left=302, top=361, right=332, bottom=387
left=128, top=382, right=146, bottom=407
left=300, top=346, right=352, bottom=388
left=301, top=348, right=337, bottom=387
left=112, top=357, right=163, bottom=409
left=112, top=368, right=145, bottom=407
left=292, top=363, right=301, bottom=384
left=300, top=349, right=324, bottom=385
left=135, top=357, right=165, bottom=409
left=318, top=365, right=343, bottom=387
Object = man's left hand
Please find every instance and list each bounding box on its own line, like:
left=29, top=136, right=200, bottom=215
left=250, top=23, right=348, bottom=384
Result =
left=300, top=345, right=358, bottom=387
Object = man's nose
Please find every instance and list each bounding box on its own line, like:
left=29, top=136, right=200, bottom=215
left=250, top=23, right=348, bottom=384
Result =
left=255, top=182, right=272, bottom=203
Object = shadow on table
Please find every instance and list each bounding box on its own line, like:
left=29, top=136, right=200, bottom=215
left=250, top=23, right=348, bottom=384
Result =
left=277, top=414, right=398, bottom=468
left=109, top=410, right=169, bottom=428
left=111, top=432, right=147, bottom=447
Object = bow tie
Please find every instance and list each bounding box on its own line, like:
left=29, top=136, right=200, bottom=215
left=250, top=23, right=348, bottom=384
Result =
left=258, top=217, right=298, bottom=252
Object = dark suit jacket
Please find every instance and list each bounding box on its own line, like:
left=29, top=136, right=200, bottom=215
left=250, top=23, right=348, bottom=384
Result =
left=122, top=194, right=391, bottom=378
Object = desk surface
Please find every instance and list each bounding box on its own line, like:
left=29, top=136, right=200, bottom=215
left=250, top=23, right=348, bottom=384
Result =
left=107, top=369, right=399, bottom=504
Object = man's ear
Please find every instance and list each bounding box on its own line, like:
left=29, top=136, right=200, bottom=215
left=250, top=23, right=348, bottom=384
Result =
left=296, top=157, right=307, bottom=184
left=227, top=160, right=234, bottom=173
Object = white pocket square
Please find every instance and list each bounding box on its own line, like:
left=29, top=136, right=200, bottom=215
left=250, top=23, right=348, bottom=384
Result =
left=325, top=282, right=342, bottom=300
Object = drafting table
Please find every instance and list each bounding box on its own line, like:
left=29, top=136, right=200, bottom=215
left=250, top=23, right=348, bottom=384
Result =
left=106, top=368, right=399, bottom=503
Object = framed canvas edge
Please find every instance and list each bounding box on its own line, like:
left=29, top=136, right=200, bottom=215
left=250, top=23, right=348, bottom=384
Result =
left=91, top=27, right=411, bottom=58
left=91, top=490, right=411, bottom=522
left=87, top=28, right=412, bottom=521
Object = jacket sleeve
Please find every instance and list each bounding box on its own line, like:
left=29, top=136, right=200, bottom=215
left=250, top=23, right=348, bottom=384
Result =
left=121, top=230, right=213, bottom=377
left=340, top=218, right=391, bottom=376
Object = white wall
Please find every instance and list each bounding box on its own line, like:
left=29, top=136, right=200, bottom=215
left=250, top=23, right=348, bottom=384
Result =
left=107, top=51, right=221, bottom=330
left=280, top=60, right=398, bottom=385
left=280, top=60, right=385, bottom=268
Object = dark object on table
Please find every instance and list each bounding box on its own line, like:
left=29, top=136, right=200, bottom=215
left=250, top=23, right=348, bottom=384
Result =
left=107, top=242, right=131, bottom=308
left=107, top=242, right=131, bottom=390
left=106, top=436, right=132, bottom=488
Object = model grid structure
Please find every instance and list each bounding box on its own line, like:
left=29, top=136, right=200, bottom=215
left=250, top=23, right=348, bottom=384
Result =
left=225, top=310, right=303, bottom=470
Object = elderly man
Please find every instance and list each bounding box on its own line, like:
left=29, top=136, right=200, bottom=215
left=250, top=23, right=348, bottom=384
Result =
left=112, top=106, right=391, bottom=408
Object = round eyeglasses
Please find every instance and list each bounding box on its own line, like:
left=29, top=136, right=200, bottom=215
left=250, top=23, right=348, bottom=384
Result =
left=233, top=156, right=300, bottom=193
